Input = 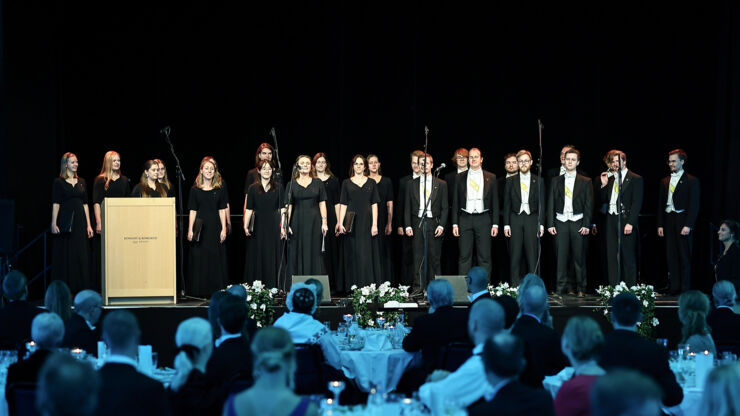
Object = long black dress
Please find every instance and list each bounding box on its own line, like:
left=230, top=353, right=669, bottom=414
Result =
left=51, top=177, right=91, bottom=294
left=339, top=178, right=382, bottom=290
left=92, top=176, right=131, bottom=291
left=187, top=186, right=229, bottom=297
left=286, top=177, right=327, bottom=277
left=244, top=182, right=284, bottom=289
left=130, top=184, right=165, bottom=197
left=375, top=176, right=394, bottom=283
left=321, top=176, right=341, bottom=292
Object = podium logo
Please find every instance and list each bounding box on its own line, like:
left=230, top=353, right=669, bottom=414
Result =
left=124, top=236, right=158, bottom=244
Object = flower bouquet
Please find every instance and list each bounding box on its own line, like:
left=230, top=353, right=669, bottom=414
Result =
left=595, top=282, right=658, bottom=338
left=350, top=282, right=411, bottom=327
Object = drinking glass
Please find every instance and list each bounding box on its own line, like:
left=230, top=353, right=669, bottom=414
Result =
left=328, top=380, right=345, bottom=405
left=323, top=321, right=332, bottom=331
left=376, top=316, right=386, bottom=329
left=396, top=312, right=405, bottom=326
left=152, top=352, right=159, bottom=369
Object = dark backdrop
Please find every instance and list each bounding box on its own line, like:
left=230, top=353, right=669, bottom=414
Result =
left=2, top=1, right=739, bottom=296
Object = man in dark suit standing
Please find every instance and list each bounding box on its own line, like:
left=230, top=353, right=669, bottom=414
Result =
left=707, top=280, right=740, bottom=346
left=657, top=149, right=700, bottom=294
left=451, top=148, right=499, bottom=276
left=96, top=310, right=170, bottom=416
left=468, top=333, right=555, bottom=416
left=547, top=148, right=593, bottom=297
left=62, top=290, right=102, bottom=355
left=396, top=150, right=424, bottom=286
left=504, top=150, right=544, bottom=286
left=443, top=148, right=468, bottom=274
left=0, top=270, right=44, bottom=349
left=404, top=153, right=449, bottom=294
left=494, top=154, right=520, bottom=285
left=599, top=150, right=643, bottom=287
left=206, top=294, right=253, bottom=391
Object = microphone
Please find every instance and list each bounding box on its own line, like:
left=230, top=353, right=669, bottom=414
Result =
left=434, top=163, right=446, bottom=173
left=159, top=126, right=171, bottom=135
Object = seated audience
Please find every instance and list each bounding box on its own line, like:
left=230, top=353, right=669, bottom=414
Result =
left=273, top=283, right=341, bottom=369
left=517, top=273, right=553, bottom=327
left=224, top=286, right=258, bottom=340
left=62, top=290, right=102, bottom=355
left=418, top=298, right=505, bottom=408
left=223, top=327, right=318, bottom=416
left=466, top=266, right=491, bottom=307
left=44, top=280, right=73, bottom=323
left=512, top=283, right=568, bottom=388
left=6, top=313, right=65, bottom=410
left=706, top=280, right=740, bottom=346
left=96, top=310, right=170, bottom=416
left=590, top=369, right=662, bottom=416
left=226, top=284, right=247, bottom=300
left=468, top=333, right=555, bottom=416
left=305, top=278, right=325, bottom=306
left=696, top=362, right=740, bottom=416
left=598, top=292, right=683, bottom=407
left=493, top=294, right=519, bottom=331
left=554, top=316, right=606, bottom=416
left=36, top=352, right=101, bottom=416
left=678, top=290, right=716, bottom=354
left=208, top=290, right=232, bottom=340
left=715, top=219, right=740, bottom=289
left=206, top=294, right=254, bottom=392
left=0, top=270, right=44, bottom=348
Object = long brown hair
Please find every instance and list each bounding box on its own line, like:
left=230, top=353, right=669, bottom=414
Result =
left=153, top=159, right=172, bottom=191
left=678, top=290, right=712, bottom=344
left=194, top=156, right=223, bottom=189
left=254, top=143, right=275, bottom=167
left=255, top=160, right=277, bottom=194
left=97, top=151, right=121, bottom=191
left=311, top=153, right=335, bottom=178
left=349, top=154, right=368, bottom=177
left=138, top=160, right=167, bottom=197
left=367, top=154, right=382, bottom=175
left=59, top=152, right=78, bottom=179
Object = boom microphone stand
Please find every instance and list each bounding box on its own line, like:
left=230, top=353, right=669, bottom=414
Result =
left=416, top=126, right=431, bottom=297
left=271, top=128, right=292, bottom=290
left=535, top=119, right=544, bottom=275
left=616, top=158, right=624, bottom=283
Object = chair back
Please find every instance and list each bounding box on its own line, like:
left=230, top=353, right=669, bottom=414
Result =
left=7, top=382, right=40, bottom=416
left=438, top=342, right=474, bottom=372
left=294, top=343, right=326, bottom=395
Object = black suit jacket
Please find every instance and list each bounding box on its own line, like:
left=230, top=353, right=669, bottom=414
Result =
left=598, top=329, right=683, bottom=407
left=6, top=349, right=52, bottom=392
left=546, top=174, right=593, bottom=228
left=205, top=336, right=253, bottom=389
left=707, top=307, right=740, bottom=346
left=395, top=175, right=412, bottom=229
left=452, top=170, right=499, bottom=226
left=404, top=176, right=449, bottom=230
left=503, top=173, right=544, bottom=226
left=444, top=170, right=461, bottom=205
left=470, top=292, right=492, bottom=309
left=97, top=362, right=171, bottom=416
left=468, top=379, right=555, bottom=416
left=402, top=306, right=470, bottom=373
left=656, top=172, right=700, bottom=229
left=62, top=313, right=101, bottom=355
left=0, top=300, right=44, bottom=349
left=511, top=315, right=568, bottom=388
left=599, top=170, right=643, bottom=226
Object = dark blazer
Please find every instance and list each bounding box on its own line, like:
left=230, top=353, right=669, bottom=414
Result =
left=599, top=170, right=643, bottom=226
left=5, top=349, right=52, bottom=392
left=402, top=305, right=470, bottom=372
left=707, top=307, right=740, bottom=346
left=404, top=176, right=449, bottom=230
left=546, top=174, right=593, bottom=228
left=468, top=379, right=555, bottom=416
left=444, top=170, right=461, bottom=205
left=395, top=174, right=412, bottom=229
left=470, top=292, right=492, bottom=308
left=168, top=369, right=225, bottom=416
left=511, top=315, right=568, bottom=388
left=205, top=336, right=254, bottom=389
left=451, top=169, right=499, bottom=226
left=656, top=172, right=700, bottom=229
left=0, top=300, right=44, bottom=349
left=62, top=313, right=100, bottom=355
left=503, top=173, right=544, bottom=226
left=97, top=362, right=171, bottom=416
left=716, top=244, right=740, bottom=283
left=598, top=329, right=683, bottom=407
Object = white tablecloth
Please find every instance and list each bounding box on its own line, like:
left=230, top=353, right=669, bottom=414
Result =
left=339, top=349, right=416, bottom=393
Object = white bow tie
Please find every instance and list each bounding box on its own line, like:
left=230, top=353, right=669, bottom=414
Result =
left=670, top=172, right=681, bottom=178
left=564, top=172, right=576, bottom=179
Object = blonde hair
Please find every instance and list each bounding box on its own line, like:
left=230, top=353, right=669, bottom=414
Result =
left=697, top=363, right=740, bottom=416
left=97, top=151, right=121, bottom=191
left=59, top=152, right=78, bottom=179
left=175, top=317, right=212, bottom=364
left=251, top=327, right=296, bottom=387
left=153, top=159, right=172, bottom=191
left=194, top=156, right=223, bottom=189
left=678, top=290, right=712, bottom=343
left=563, top=316, right=604, bottom=361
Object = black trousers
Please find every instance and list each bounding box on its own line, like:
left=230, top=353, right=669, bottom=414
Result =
left=555, top=219, right=587, bottom=293
left=665, top=212, right=693, bottom=292
left=605, top=214, right=638, bottom=287
left=401, top=234, right=414, bottom=286
left=509, top=213, right=539, bottom=286
left=411, top=218, right=443, bottom=293
left=457, top=212, right=492, bottom=276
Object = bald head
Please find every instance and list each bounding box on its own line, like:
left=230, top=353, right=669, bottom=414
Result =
left=520, top=285, right=548, bottom=319
left=468, top=298, right=505, bottom=343
left=466, top=267, right=489, bottom=294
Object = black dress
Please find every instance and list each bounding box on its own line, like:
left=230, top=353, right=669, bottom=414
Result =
left=187, top=186, right=229, bottom=297
left=244, top=182, right=284, bottom=288
left=51, top=178, right=91, bottom=294
left=321, top=176, right=341, bottom=291
left=716, top=243, right=740, bottom=293
left=92, top=176, right=131, bottom=291
left=245, top=168, right=284, bottom=194
left=286, top=177, right=327, bottom=276
left=375, top=176, right=394, bottom=283
left=130, top=184, right=165, bottom=197
left=339, top=178, right=382, bottom=290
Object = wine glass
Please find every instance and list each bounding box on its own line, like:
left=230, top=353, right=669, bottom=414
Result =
left=328, top=380, right=345, bottom=405
left=396, top=312, right=405, bottom=327
left=376, top=316, right=386, bottom=329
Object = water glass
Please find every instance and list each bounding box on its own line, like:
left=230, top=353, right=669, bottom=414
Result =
left=328, top=380, right=345, bottom=405
left=396, top=312, right=405, bottom=326
left=376, top=316, right=386, bottom=329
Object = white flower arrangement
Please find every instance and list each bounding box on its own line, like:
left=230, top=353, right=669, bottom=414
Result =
left=229, top=280, right=281, bottom=328
left=596, top=282, right=658, bottom=338
left=350, top=282, right=410, bottom=327
left=488, top=282, right=519, bottom=299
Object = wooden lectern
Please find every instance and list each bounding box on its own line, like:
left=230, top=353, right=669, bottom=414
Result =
left=102, top=198, right=177, bottom=305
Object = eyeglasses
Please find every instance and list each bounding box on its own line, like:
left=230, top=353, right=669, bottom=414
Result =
left=517, top=160, right=531, bottom=165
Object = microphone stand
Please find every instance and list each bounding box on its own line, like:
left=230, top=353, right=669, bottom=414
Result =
left=535, top=119, right=544, bottom=275
left=616, top=158, right=624, bottom=284
left=271, top=128, right=291, bottom=290
left=416, top=126, right=430, bottom=297
left=270, top=127, right=284, bottom=186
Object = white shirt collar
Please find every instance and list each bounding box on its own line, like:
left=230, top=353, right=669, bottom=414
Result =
left=214, top=332, right=242, bottom=348
left=564, top=171, right=577, bottom=179
left=519, top=171, right=531, bottom=180
left=717, top=305, right=735, bottom=311
left=506, top=172, right=517, bottom=178
left=522, top=312, right=542, bottom=323
left=413, top=173, right=420, bottom=179
left=469, top=290, right=489, bottom=302
left=469, top=167, right=483, bottom=175
left=670, top=169, right=684, bottom=178
left=105, top=354, right=138, bottom=368
left=85, top=319, right=96, bottom=331
left=457, top=168, right=468, bottom=174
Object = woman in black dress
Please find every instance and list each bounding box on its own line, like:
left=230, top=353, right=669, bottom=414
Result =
left=244, top=160, right=285, bottom=288
left=131, top=160, right=168, bottom=197
left=338, top=155, right=382, bottom=290
left=92, top=151, right=131, bottom=289
left=50, top=152, right=93, bottom=294
left=187, top=157, right=229, bottom=297
left=313, top=153, right=341, bottom=292
left=368, top=154, right=394, bottom=283
left=154, top=159, right=174, bottom=197
left=286, top=155, right=328, bottom=277
left=716, top=219, right=740, bottom=291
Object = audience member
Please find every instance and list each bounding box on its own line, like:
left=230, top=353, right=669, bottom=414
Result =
left=493, top=294, right=519, bottom=331
left=678, top=290, right=716, bottom=354
left=554, top=316, right=606, bottom=416
left=598, top=292, right=683, bottom=407
left=273, top=283, right=341, bottom=369
left=36, top=352, right=101, bottom=416
left=223, top=286, right=258, bottom=341
left=62, top=290, right=102, bottom=355
left=696, top=363, right=740, bottom=416
left=465, top=266, right=491, bottom=307
left=517, top=273, right=553, bottom=327
left=208, top=290, right=232, bottom=340
left=706, top=280, right=740, bottom=346
left=44, top=280, right=73, bottom=323
left=96, top=310, right=170, bottom=416
left=0, top=270, right=45, bottom=348
left=418, top=298, right=505, bottom=408
left=304, top=278, right=325, bottom=306
left=512, top=283, right=568, bottom=388
left=468, top=333, right=555, bottom=416
left=222, top=327, right=318, bottom=416
left=226, top=284, right=247, bottom=300
left=206, top=294, right=254, bottom=393
left=590, top=369, right=662, bottom=416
